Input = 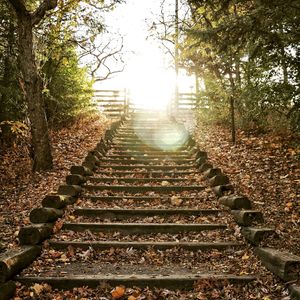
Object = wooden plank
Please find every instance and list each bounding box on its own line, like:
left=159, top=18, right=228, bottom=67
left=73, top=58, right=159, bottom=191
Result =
left=17, top=274, right=255, bottom=290
left=62, top=222, right=227, bottom=233
left=49, top=241, right=243, bottom=251
left=82, top=184, right=205, bottom=192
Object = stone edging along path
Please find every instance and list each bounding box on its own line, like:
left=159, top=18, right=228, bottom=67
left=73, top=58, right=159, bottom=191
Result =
left=0, top=114, right=299, bottom=299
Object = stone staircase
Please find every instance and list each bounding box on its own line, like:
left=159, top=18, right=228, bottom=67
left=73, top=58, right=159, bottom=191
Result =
left=14, top=113, right=258, bottom=291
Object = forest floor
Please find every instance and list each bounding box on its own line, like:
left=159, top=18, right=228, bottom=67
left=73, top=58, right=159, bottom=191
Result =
left=194, top=123, right=300, bottom=256
left=0, top=116, right=299, bottom=299
left=0, top=114, right=109, bottom=251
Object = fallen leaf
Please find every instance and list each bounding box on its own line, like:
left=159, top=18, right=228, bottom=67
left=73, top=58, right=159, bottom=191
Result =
left=111, top=286, right=125, bottom=299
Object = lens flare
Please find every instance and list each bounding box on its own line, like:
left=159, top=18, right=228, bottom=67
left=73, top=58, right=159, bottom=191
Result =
left=132, top=113, right=188, bottom=151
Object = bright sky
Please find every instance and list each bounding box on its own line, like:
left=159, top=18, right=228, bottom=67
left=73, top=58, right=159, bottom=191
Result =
left=94, top=0, right=195, bottom=108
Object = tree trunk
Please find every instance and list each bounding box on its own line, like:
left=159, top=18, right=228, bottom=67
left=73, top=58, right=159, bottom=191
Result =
left=17, top=13, right=53, bottom=171
left=228, top=67, right=236, bottom=144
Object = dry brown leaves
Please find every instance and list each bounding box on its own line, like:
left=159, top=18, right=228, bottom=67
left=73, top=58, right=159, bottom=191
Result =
left=195, top=124, right=300, bottom=255
left=0, top=114, right=109, bottom=251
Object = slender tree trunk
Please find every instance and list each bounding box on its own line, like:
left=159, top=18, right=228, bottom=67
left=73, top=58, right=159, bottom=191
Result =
left=228, top=68, right=236, bottom=144
left=17, top=13, right=53, bottom=171
left=230, top=95, right=236, bottom=144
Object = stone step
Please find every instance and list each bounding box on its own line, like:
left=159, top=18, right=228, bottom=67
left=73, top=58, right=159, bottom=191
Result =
left=111, top=143, right=187, bottom=148
left=85, top=195, right=203, bottom=202
left=108, top=149, right=191, bottom=155
left=96, top=164, right=197, bottom=170
left=82, top=184, right=205, bottom=193
left=16, top=274, right=255, bottom=290
left=73, top=208, right=221, bottom=218
left=49, top=240, right=243, bottom=251
left=106, top=154, right=191, bottom=159
left=98, top=158, right=194, bottom=165
left=62, top=222, right=227, bottom=233
left=88, top=177, right=196, bottom=183
left=93, top=170, right=199, bottom=176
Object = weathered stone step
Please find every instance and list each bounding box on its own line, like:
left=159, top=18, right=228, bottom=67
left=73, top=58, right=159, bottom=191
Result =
left=112, top=138, right=188, bottom=144
left=83, top=184, right=205, bottom=193
left=109, top=149, right=191, bottom=155
left=62, top=222, right=227, bottom=233
left=49, top=240, right=243, bottom=251
left=111, top=142, right=187, bottom=148
left=16, top=274, right=255, bottom=290
left=106, top=154, right=191, bottom=159
left=85, top=195, right=202, bottom=202
left=93, top=170, right=199, bottom=176
left=88, top=177, right=196, bottom=183
left=73, top=208, right=221, bottom=218
left=98, top=158, right=194, bottom=164
left=96, top=164, right=197, bottom=170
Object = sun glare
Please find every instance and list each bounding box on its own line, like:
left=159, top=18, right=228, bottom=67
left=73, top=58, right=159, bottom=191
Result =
left=126, top=51, right=175, bottom=111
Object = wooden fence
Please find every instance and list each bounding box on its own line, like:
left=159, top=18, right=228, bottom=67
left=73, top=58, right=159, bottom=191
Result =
left=92, top=89, right=129, bottom=118
left=92, top=89, right=206, bottom=118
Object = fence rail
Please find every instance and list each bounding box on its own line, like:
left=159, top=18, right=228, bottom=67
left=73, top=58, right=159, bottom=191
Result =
left=92, top=89, right=206, bottom=119
left=92, top=89, right=129, bottom=118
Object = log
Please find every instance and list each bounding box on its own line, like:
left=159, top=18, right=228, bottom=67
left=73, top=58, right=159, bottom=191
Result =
left=66, top=174, right=86, bottom=186
left=95, top=146, right=106, bottom=156
left=98, top=139, right=108, bottom=151
left=82, top=160, right=95, bottom=171
left=70, top=165, right=93, bottom=176
left=187, top=138, right=196, bottom=147
left=89, top=150, right=102, bottom=160
left=255, top=247, right=300, bottom=281
left=231, top=210, right=264, bottom=226
left=0, top=246, right=41, bottom=283
left=219, top=195, right=252, bottom=210
left=42, top=194, right=72, bottom=209
left=196, top=156, right=207, bottom=167
left=85, top=153, right=99, bottom=165
left=195, top=150, right=207, bottom=160
left=30, top=208, right=63, bottom=224
left=209, top=175, right=229, bottom=187
left=0, top=280, right=16, bottom=300
left=105, top=129, right=113, bottom=141
left=212, top=184, right=234, bottom=197
left=289, top=285, right=300, bottom=300
left=18, top=223, right=53, bottom=245
left=58, top=185, right=81, bottom=197
left=189, top=147, right=198, bottom=155
left=241, top=227, right=275, bottom=245
left=199, top=163, right=213, bottom=172
left=203, top=168, right=222, bottom=179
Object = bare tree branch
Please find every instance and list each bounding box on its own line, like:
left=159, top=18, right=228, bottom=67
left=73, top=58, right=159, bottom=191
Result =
left=31, top=0, right=58, bottom=26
